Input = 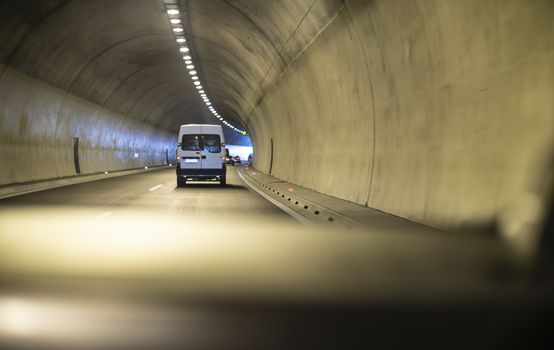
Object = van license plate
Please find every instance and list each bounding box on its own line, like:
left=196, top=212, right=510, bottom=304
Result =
left=184, top=159, right=198, bottom=163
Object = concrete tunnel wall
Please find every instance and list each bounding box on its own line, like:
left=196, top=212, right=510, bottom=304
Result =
left=0, top=65, right=175, bottom=185
left=249, top=0, right=554, bottom=230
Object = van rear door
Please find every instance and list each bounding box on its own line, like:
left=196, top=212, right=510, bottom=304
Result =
left=200, top=126, right=223, bottom=169
left=179, top=126, right=202, bottom=170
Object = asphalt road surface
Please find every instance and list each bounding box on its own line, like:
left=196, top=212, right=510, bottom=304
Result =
left=0, top=166, right=293, bottom=219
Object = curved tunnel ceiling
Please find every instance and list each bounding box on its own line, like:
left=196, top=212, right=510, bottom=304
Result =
left=0, top=0, right=344, bottom=145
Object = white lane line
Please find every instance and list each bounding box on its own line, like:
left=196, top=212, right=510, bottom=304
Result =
left=96, top=211, right=112, bottom=221
left=149, top=184, right=163, bottom=192
left=237, top=168, right=312, bottom=225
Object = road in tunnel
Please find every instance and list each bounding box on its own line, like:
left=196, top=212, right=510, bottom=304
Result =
left=0, top=166, right=292, bottom=220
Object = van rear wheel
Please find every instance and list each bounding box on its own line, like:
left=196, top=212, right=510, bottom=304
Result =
left=177, top=176, right=186, bottom=187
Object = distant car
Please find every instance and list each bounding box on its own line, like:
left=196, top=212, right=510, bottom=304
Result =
left=225, top=156, right=234, bottom=165
left=248, top=154, right=253, bottom=164
left=233, top=156, right=241, bottom=164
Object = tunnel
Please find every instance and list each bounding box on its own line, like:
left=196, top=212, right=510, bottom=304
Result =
left=0, top=0, right=553, bottom=349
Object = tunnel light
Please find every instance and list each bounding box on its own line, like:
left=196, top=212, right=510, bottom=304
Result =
left=104, top=171, right=108, bottom=174
left=145, top=166, right=149, bottom=169
left=167, top=6, right=245, bottom=135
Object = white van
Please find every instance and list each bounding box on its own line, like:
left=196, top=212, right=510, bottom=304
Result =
left=176, top=124, right=226, bottom=187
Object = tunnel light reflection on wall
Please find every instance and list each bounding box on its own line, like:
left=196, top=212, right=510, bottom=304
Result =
left=165, top=4, right=247, bottom=136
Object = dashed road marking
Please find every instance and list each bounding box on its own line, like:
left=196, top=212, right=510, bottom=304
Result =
left=96, top=211, right=112, bottom=221
left=149, top=184, right=163, bottom=192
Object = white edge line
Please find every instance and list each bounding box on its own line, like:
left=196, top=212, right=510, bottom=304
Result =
left=149, top=184, right=163, bottom=192
left=238, top=167, right=312, bottom=225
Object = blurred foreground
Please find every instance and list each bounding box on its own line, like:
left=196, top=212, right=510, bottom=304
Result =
left=0, top=207, right=553, bottom=349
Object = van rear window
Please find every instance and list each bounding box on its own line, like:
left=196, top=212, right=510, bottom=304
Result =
left=203, top=134, right=221, bottom=153
left=181, top=135, right=202, bottom=151
left=181, top=134, right=221, bottom=153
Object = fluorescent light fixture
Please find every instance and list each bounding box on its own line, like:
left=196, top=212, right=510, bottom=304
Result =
left=195, top=85, right=202, bottom=89
left=189, top=70, right=197, bottom=75
left=179, top=47, right=189, bottom=52
left=167, top=9, right=179, bottom=15
left=191, top=76, right=198, bottom=80
left=183, top=55, right=191, bottom=60
left=184, top=60, right=192, bottom=64
left=200, top=94, right=207, bottom=97
left=170, top=19, right=181, bottom=24
left=206, top=102, right=212, bottom=106
left=199, top=90, right=205, bottom=93
left=176, top=38, right=186, bottom=43
left=173, top=27, right=183, bottom=33
left=186, top=65, right=194, bottom=69
left=194, top=81, right=200, bottom=85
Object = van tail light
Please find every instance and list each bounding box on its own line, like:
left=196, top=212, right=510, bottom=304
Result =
left=177, top=156, right=181, bottom=160
left=222, top=156, right=226, bottom=161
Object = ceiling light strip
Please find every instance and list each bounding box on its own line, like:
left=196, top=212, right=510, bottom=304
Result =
left=164, top=5, right=247, bottom=135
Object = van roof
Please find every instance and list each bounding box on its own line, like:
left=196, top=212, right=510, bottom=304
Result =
left=180, top=124, right=222, bottom=128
